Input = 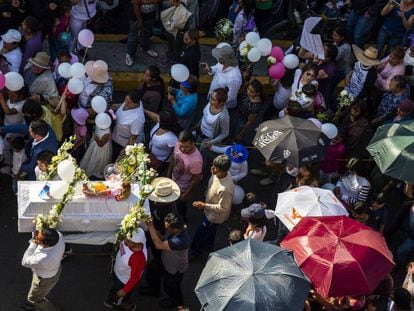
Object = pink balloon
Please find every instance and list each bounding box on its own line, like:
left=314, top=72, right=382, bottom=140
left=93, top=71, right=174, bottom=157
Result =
left=78, top=29, right=94, bottom=48
left=270, top=46, right=285, bottom=62
left=0, top=73, right=5, bottom=90
left=269, top=63, right=286, bottom=80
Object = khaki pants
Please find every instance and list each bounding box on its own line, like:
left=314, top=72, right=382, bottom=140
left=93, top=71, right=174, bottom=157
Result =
left=27, top=266, right=61, bottom=311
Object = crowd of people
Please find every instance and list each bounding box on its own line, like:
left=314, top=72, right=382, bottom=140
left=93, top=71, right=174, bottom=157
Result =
left=3, top=0, right=414, bottom=310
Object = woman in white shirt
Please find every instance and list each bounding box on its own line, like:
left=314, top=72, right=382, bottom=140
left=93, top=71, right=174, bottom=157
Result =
left=197, top=87, right=230, bottom=149
left=241, top=203, right=268, bottom=241
left=111, top=90, right=145, bottom=162
left=70, top=0, right=97, bottom=54
left=290, top=63, right=319, bottom=97
left=147, top=111, right=178, bottom=162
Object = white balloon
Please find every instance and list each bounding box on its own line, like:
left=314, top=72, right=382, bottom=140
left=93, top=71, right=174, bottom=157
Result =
left=307, top=118, right=322, bottom=128
left=4, top=72, right=24, bottom=91
left=57, top=159, right=76, bottom=182
left=282, top=54, right=300, bottom=69
left=232, top=185, right=245, bottom=205
left=57, top=63, right=72, bottom=79
left=321, top=123, right=338, bottom=139
left=91, top=95, right=107, bottom=113
left=95, top=112, right=112, bottom=129
left=239, top=40, right=248, bottom=53
left=216, top=42, right=231, bottom=49
left=50, top=181, right=70, bottom=200
left=70, top=62, right=86, bottom=78
left=67, top=78, right=84, bottom=95
left=247, top=47, right=261, bottom=62
left=246, top=32, right=260, bottom=46
left=171, top=64, right=189, bottom=82
left=257, top=38, right=272, bottom=56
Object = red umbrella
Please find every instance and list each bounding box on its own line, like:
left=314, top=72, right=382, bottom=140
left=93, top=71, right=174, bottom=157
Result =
left=280, top=216, right=394, bottom=298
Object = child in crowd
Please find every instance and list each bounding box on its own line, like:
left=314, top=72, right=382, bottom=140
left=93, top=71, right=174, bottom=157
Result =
left=11, top=136, right=26, bottom=194
left=70, top=107, right=88, bottom=163
left=241, top=203, right=268, bottom=241
left=35, top=150, right=55, bottom=181
left=80, top=112, right=112, bottom=178
left=210, top=144, right=248, bottom=183
left=48, top=1, right=71, bottom=62
left=42, top=96, right=67, bottom=142
left=0, top=87, right=27, bottom=167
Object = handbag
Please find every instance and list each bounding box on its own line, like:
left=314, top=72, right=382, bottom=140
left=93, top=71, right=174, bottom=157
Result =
left=160, top=3, right=192, bottom=38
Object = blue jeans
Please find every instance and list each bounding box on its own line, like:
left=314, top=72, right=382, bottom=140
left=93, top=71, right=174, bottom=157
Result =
left=191, top=216, right=218, bottom=256
left=376, top=26, right=404, bottom=58
left=346, top=10, right=377, bottom=48
left=127, top=15, right=155, bottom=56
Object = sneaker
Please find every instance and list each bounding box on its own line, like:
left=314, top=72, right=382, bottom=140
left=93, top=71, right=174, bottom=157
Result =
left=119, top=302, right=136, bottom=311
left=249, top=168, right=268, bottom=177
left=158, top=298, right=177, bottom=309
left=61, top=248, right=73, bottom=261
left=143, top=49, right=158, bottom=58
left=21, top=302, right=35, bottom=311
left=103, top=300, right=115, bottom=309
left=0, top=165, right=11, bottom=175
left=125, top=54, right=134, bottom=67
left=259, top=176, right=279, bottom=186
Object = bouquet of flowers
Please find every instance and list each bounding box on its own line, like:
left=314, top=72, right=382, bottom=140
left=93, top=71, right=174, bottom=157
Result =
left=333, top=89, right=354, bottom=124
left=116, top=144, right=157, bottom=242
left=215, top=18, right=233, bottom=42
left=239, top=42, right=255, bottom=70
left=117, top=143, right=157, bottom=184
left=267, top=56, right=277, bottom=67
left=35, top=136, right=89, bottom=230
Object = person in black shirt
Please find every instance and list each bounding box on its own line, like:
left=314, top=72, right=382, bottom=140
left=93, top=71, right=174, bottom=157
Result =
left=179, top=29, right=201, bottom=78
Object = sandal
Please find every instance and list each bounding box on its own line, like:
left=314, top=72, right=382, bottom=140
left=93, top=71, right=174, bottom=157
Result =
left=125, top=54, right=134, bottom=67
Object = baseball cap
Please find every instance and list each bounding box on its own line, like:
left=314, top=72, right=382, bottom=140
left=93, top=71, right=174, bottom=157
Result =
left=241, top=203, right=266, bottom=219
left=1, top=29, right=22, bottom=43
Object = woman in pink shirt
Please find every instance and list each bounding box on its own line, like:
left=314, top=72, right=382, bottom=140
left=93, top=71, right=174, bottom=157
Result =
left=375, top=46, right=406, bottom=92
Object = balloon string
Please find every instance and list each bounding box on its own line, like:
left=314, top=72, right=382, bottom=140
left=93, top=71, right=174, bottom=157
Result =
left=82, top=47, right=89, bottom=64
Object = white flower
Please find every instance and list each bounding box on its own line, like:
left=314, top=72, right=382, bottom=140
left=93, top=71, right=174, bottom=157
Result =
left=49, top=209, right=59, bottom=217
left=267, top=56, right=276, bottom=64
left=141, top=185, right=154, bottom=195
left=128, top=157, right=136, bottom=165
left=125, top=145, right=134, bottom=155
left=241, top=47, right=249, bottom=56
left=340, top=90, right=348, bottom=96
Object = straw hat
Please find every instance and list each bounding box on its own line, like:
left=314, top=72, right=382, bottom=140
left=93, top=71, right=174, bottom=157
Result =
left=71, top=107, right=88, bottom=126
left=352, top=45, right=381, bottom=67
left=85, top=60, right=109, bottom=83
left=28, top=52, right=51, bottom=69
left=148, top=177, right=180, bottom=203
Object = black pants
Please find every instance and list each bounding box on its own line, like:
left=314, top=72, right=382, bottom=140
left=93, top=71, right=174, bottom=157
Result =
left=146, top=258, right=184, bottom=306
left=106, top=274, right=132, bottom=305
left=112, top=141, right=124, bottom=163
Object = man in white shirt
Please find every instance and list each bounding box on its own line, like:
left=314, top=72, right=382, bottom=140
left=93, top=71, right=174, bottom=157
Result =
left=21, top=228, right=65, bottom=311
left=0, top=28, right=22, bottom=72
left=202, top=45, right=242, bottom=109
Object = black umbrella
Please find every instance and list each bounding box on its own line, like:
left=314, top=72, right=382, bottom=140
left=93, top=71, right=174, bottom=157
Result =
left=253, top=116, right=329, bottom=167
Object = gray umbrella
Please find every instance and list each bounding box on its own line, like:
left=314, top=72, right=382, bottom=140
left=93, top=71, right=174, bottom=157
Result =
left=195, top=239, right=311, bottom=311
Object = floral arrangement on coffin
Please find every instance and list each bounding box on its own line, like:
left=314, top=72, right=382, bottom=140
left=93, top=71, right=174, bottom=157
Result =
left=215, top=18, right=233, bottom=42
left=116, top=144, right=157, bottom=242
left=35, top=136, right=89, bottom=231
left=333, top=89, right=354, bottom=124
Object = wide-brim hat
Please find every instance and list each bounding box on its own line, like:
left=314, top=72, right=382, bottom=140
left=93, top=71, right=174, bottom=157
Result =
left=226, top=144, right=248, bottom=163
left=28, top=52, right=51, bottom=69
left=148, top=177, right=180, bottom=203
left=352, top=45, right=381, bottom=67
left=212, top=45, right=238, bottom=67
left=85, top=60, right=109, bottom=83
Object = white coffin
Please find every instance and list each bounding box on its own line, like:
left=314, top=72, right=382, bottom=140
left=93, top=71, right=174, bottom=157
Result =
left=17, top=181, right=150, bottom=233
